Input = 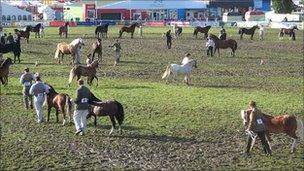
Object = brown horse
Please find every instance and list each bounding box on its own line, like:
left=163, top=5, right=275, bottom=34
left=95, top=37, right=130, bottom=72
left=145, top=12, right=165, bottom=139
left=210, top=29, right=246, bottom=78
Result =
left=88, top=98, right=125, bottom=135
left=95, top=23, right=109, bottom=38
left=193, top=25, right=211, bottom=39
left=88, top=38, right=102, bottom=61
left=0, top=58, right=13, bottom=85
left=118, top=22, right=140, bottom=38
left=209, top=34, right=237, bottom=57
left=14, top=26, right=31, bottom=43
left=54, top=38, right=85, bottom=64
left=241, top=109, right=304, bottom=153
left=238, top=25, right=259, bottom=40
left=45, top=84, right=73, bottom=125
left=59, top=22, right=69, bottom=38
left=68, top=59, right=99, bottom=86
left=279, top=25, right=298, bottom=41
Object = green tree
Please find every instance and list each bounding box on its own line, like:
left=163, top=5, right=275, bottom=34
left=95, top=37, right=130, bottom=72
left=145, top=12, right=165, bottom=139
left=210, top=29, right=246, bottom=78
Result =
left=272, top=0, right=295, bottom=13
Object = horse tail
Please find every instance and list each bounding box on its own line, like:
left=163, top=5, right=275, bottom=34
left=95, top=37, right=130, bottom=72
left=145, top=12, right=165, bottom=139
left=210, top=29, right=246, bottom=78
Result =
left=64, top=94, right=73, bottom=121
left=54, top=45, right=60, bottom=59
left=193, top=28, right=198, bottom=36
left=115, top=101, right=124, bottom=126
left=162, top=65, right=171, bottom=79
left=95, top=27, right=99, bottom=35
left=68, top=67, right=75, bottom=85
left=296, top=117, right=304, bottom=141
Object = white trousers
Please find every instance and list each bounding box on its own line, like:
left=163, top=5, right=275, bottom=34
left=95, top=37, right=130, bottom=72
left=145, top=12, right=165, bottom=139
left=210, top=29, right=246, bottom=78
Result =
left=73, top=109, right=89, bottom=132
left=34, top=95, right=45, bottom=123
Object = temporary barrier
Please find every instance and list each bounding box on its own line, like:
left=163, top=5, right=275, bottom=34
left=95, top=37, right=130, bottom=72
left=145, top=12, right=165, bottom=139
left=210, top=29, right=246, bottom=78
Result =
left=49, top=21, right=77, bottom=27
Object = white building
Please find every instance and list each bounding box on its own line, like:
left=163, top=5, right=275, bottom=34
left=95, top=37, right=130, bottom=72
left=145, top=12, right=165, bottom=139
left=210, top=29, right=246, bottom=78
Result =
left=1, top=2, right=34, bottom=23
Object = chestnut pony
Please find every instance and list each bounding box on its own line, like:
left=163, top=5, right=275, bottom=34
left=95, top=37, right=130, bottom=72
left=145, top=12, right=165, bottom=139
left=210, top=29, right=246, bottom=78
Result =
left=54, top=38, right=85, bottom=64
left=68, top=59, right=99, bottom=86
left=279, top=25, right=298, bottom=41
left=87, top=93, right=125, bottom=135
left=241, top=109, right=304, bottom=153
left=59, top=22, right=69, bottom=38
left=238, top=25, right=259, bottom=40
left=118, top=22, right=140, bottom=38
left=209, top=34, right=237, bottom=57
left=45, top=84, right=73, bottom=125
left=193, top=25, right=211, bottom=39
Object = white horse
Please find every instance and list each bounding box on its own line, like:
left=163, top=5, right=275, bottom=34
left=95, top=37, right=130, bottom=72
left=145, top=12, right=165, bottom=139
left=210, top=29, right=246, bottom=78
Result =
left=54, top=38, right=85, bottom=64
left=162, top=59, right=197, bottom=85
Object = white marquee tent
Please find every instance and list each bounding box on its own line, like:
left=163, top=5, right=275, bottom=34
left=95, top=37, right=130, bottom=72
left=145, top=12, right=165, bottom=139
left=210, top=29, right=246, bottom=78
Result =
left=1, top=2, right=34, bottom=22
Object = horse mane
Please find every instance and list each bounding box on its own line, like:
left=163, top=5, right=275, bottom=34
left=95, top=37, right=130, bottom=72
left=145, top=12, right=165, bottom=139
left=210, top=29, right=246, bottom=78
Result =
left=90, top=92, right=102, bottom=102
left=209, top=34, right=219, bottom=41
left=1, top=58, right=12, bottom=67
left=70, top=38, right=82, bottom=46
left=45, top=83, right=57, bottom=94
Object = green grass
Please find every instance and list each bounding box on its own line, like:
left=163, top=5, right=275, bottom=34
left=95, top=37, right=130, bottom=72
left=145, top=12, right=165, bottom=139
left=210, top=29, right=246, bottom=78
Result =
left=0, top=26, right=303, bottom=170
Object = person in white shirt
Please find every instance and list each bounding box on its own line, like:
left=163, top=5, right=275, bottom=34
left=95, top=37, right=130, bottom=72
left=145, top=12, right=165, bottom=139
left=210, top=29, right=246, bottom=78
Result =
left=259, top=25, right=265, bottom=41
left=205, top=37, right=215, bottom=57
left=181, top=53, right=191, bottom=65
left=29, top=73, right=49, bottom=123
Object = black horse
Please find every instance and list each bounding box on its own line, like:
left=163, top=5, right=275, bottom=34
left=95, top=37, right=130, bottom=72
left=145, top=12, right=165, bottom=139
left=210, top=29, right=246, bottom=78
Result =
left=238, top=25, right=259, bottom=40
left=30, top=23, right=43, bottom=38
left=0, top=36, right=21, bottom=63
left=14, top=26, right=31, bottom=43
left=95, top=23, right=109, bottom=38
left=279, top=25, right=298, bottom=41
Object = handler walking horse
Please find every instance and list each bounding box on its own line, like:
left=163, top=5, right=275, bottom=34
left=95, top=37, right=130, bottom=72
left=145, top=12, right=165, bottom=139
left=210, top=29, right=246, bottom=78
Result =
left=54, top=38, right=85, bottom=64
left=68, top=59, right=99, bottom=86
left=118, top=22, right=140, bottom=38
left=241, top=109, right=304, bottom=153
left=0, top=58, right=13, bottom=85
left=162, top=59, right=197, bottom=85
left=45, top=84, right=73, bottom=125
left=279, top=25, right=298, bottom=41
left=193, top=25, right=211, bottom=39
left=209, top=34, right=237, bottom=57
left=14, top=26, right=31, bottom=43
left=238, top=25, right=259, bottom=40
left=95, top=23, right=109, bottom=38
left=59, top=22, right=69, bottom=38
left=89, top=98, right=125, bottom=135
left=175, top=26, right=183, bottom=38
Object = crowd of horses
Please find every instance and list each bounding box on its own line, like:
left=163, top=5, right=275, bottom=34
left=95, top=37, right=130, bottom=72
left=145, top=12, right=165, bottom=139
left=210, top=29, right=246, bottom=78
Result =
left=0, top=22, right=302, bottom=152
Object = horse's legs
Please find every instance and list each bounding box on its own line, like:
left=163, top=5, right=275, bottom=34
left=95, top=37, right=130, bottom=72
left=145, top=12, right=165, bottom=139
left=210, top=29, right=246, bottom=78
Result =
left=47, top=107, right=51, bottom=122
left=131, top=32, right=134, bottom=39
left=109, top=115, right=116, bottom=135
left=240, top=33, right=243, bottom=40
left=291, top=138, right=298, bottom=153
left=61, top=107, right=66, bottom=125
left=0, top=77, right=4, bottom=85
left=76, top=75, right=81, bottom=81
left=56, top=109, right=59, bottom=123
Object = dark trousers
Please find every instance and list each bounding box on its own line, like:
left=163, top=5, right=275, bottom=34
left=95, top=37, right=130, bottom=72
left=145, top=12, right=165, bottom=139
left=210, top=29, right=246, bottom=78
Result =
left=206, top=46, right=213, bottom=57
left=246, top=131, right=272, bottom=155
left=167, top=39, right=172, bottom=49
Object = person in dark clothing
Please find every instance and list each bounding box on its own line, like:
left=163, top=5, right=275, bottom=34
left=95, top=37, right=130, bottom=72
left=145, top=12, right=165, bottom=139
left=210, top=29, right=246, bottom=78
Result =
left=219, top=26, right=227, bottom=40
left=1, top=33, right=7, bottom=44
left=245, top=101, right=272, bottom=156
left=165, top=30, right=172, bottom=49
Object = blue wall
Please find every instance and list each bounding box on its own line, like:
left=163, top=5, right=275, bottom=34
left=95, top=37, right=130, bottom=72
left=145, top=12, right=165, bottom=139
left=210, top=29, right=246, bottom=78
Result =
left=177, top=9, right=186, bottom=20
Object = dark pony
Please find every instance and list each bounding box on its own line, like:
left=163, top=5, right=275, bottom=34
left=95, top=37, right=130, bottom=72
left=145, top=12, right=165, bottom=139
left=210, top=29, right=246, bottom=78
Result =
left=0, top=36, right=21, bottom=63
left=30, top=23, right=42, bottom=38
left=14, top=26, right=31, bottom=43
left=238, top=25, right=259, bottom=40
left=118, top=22, right=140, bottom=38
left=279, top=25, right=298, bottom=41
left=88, top=38, right=102, bottom=61
left=193, top=25, right=211, bottom=39
left=68, top=60, right=99, bottom=86
left=241, top=109, right=304, bottom=153
left=95, top=23, right=109, bottom=38
left=45, top=84, right=73, bottom=125
left=59, top=22, right=69, bottom=38
left=0, top=58, right=13, bottom=85
left=88, top=93, right=125, bottom=135
left=209, top=34, right=237, bottom=57
left=175, top=26, right=183, bottom=38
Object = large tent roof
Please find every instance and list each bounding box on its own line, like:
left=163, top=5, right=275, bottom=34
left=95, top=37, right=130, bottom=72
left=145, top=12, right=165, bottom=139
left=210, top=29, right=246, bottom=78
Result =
left=98, top=0, right=208, bottom=10
left=1, top=2, right=33, bottom=16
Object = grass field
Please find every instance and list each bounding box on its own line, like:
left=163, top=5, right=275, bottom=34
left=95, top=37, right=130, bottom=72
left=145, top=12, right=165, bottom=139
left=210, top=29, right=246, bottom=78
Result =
left=0, top=25, right=303, bottom=170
